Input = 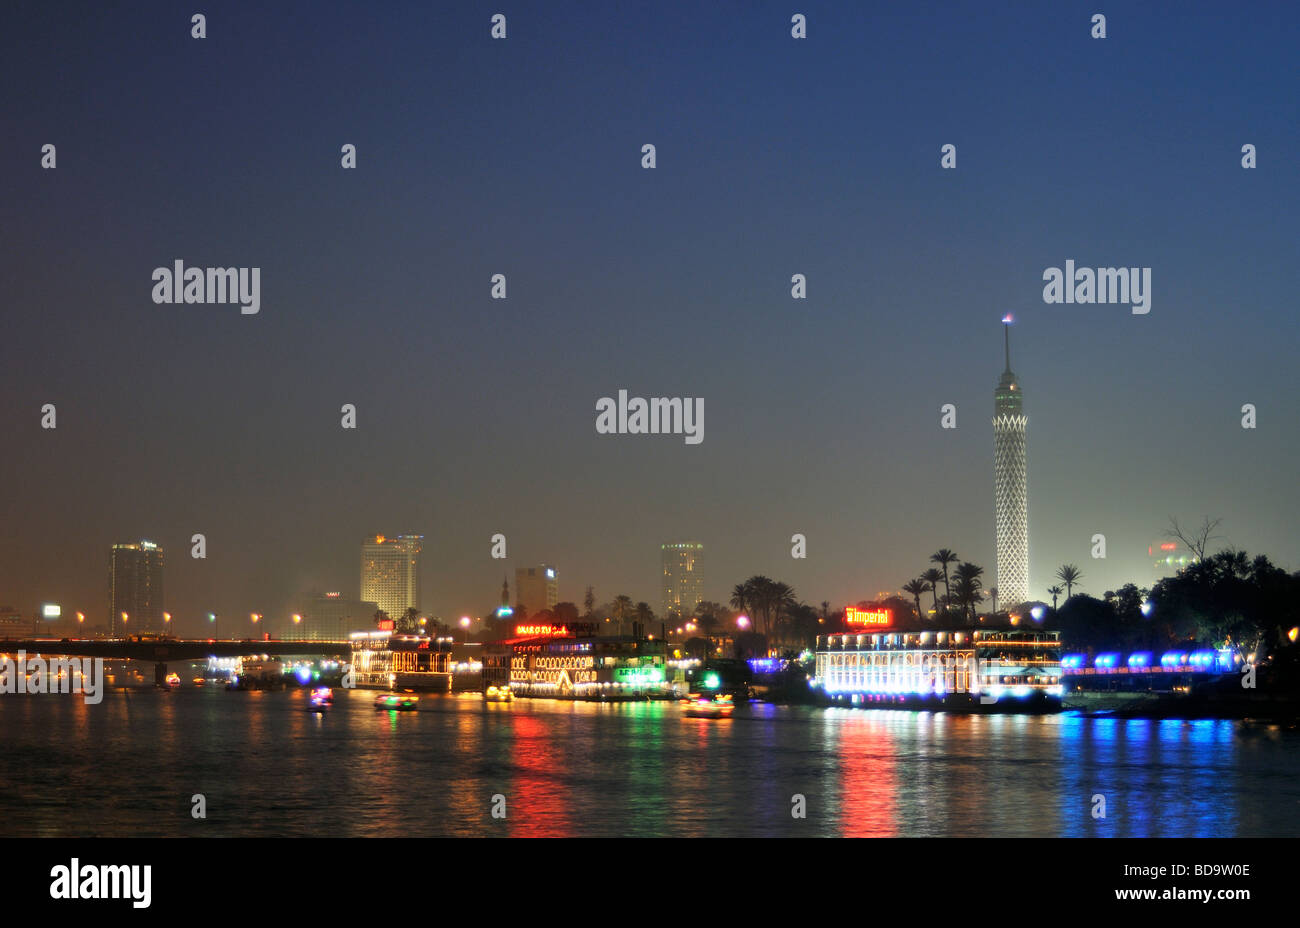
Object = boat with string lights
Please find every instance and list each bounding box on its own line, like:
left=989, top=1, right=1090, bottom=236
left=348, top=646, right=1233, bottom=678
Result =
left=483, top=622, right=671, bottom=700
left=812, top=607, right=1063, bottom=712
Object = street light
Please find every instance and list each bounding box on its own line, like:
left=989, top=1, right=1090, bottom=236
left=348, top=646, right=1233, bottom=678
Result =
left=251, top=613, right=261, bottom=639
left=460, top=616, right=470, bottom=643
left=163, top=612, right=171, bottom=633
left=208, top=612, right=218, bottom=640
left=736, top=615, right=750, bottom=630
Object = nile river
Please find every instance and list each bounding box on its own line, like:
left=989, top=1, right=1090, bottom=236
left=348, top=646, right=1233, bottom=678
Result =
left=2, top=687, right=1297, bottom=837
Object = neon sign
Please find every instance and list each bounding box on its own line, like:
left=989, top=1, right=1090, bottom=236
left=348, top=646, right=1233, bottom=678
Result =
left=846, top=606, right=892, bottom=628
left=514, top=624, right=571, bottom=638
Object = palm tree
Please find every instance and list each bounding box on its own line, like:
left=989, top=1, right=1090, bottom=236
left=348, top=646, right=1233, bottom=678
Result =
left=1047, top=585, right=1063, bottom=610
left=766, top=581, right=797, bottom=637
left=988, top=587, right=999, bottom=616
left=902, top=579, right=928, bottom=625
left=1056, top=565, right=1082, bottom=601
left=921, top=568, right=945, bottom=616
left=930, top=550, right=959, bottom=613
left=730, top=582, right=751, bottom=618
left=633, top=601, right=654, bottom=636
left=952, top=562, right=985, bottom=622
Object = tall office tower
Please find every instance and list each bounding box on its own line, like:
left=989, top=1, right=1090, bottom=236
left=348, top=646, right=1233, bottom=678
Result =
left=515, top=565, right=557, bottom=615
left=109, top=540, right=165, bottom=635
left=289, top=591, right=380, bottom=641
left=360, top=534, right=423, bottom=620
left=660, top=542, right=704, bottom=620
left=993, top=318, right=1029, bottom=608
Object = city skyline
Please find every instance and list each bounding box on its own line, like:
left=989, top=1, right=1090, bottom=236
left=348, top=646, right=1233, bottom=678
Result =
left=1, top=2, right=1296, bottom=632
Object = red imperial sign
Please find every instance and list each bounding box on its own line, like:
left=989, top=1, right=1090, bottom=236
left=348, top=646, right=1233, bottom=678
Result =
left=514, top=624, right=572, bottom=638
left=846, top=606, right=892, bottom=628
left=377, top=618, right=395, bottom=631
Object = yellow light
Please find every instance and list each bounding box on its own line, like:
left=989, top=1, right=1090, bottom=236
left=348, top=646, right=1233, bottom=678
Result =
left=1290, top=627, right=1299, bottom=643
left=292, top=614, right=302, bottom=624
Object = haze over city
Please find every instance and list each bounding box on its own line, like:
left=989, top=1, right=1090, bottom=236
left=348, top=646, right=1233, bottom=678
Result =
left=2, top=1, right=1297, bottom=635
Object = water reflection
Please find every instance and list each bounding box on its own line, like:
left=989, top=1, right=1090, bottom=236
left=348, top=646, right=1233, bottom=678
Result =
left=0, top=690, right=1292, bottom=837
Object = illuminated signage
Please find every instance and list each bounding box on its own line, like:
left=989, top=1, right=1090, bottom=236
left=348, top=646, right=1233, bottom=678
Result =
left=42, top=604, right=62, bottom=619
left=613, top=666, right=665, bottom=684
left=514, top=624, right=571, bottom=638
left=377, top=618, right=395, bottom=631
left=325, top=592, right=341, bottom=598
left=846, top=606, right=892, bottom=628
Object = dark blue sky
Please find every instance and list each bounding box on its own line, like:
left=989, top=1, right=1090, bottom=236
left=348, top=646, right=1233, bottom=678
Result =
left=2, top=1, right=1297, bottom=633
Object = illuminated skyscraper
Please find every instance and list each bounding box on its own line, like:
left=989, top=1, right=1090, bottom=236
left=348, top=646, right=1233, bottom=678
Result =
left=661, top=542, right=704, bottom=620
left=109, top=540, right=164, bottom=635
left=515, top=565, right=557, bottom=615
left=993, top=318, right=1028, bottom=608
left=360, top=534, right=423, bottom=620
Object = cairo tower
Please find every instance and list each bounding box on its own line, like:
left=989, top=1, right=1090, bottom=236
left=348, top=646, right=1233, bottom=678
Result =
left=993, top=317, right=1029, bottom=608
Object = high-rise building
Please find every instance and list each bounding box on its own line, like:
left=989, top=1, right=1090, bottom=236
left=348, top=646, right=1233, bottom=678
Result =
left=360, top=534, right=423, bottom=620
left=515, top=565, right=557, bottom=615
left=993, top=319, right=1029, bottom=608
left=109, top=540, right=164, bottom=635
left=289, top=591, right=380, bottom=641
left=661, top=542, right=704, bottom=620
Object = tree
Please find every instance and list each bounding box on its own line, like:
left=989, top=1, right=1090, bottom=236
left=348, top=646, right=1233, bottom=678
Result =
left=952, top=562, right=984, bottom=622
left=1056, top=565, right=1083, bottom=601
left=921, top=568, right=945, bottom=615
left=396, top=607, right=421, bottom=634
left=730, top=582, right=750, bottom=617
left=902, top=579, right=929, bottom=626
left=372, top=609, right=390, bottom=629
left=583, top=586, right=595, bottom=619
left=611, top=595, right=633, bottom=635
left=633, top=601, right=654, bottom=633
left=930, top=550, right=959, bottom=613
left=1165, top=516, right=1223, bottom=564
left=1047, top=585, right=1063, bottom=611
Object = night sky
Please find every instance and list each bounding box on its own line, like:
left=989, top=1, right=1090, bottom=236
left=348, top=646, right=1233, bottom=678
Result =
left=2, top=1, right=1297, bottom=634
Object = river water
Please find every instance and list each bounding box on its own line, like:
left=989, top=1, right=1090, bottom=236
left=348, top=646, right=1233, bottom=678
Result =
left=2, top=687, right=1296, bottom=837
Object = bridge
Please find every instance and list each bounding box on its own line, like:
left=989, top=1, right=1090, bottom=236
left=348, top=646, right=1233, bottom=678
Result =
left=0, top=638, right=351, bottom=686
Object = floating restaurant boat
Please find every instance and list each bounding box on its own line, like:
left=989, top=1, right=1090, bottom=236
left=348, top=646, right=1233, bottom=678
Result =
left=1062, top=648, right=1236, bottom=692
left=374, top=693, right=418, bottom=711
left=349, top=631, right=454, bottom=692
left=482, top=622, right=672, bottom=700
left=813, top=609, right=1064, bottom=712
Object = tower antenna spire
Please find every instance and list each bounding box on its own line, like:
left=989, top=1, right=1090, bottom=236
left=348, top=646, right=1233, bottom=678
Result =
left=1002, top=314, right=1013, bottom=372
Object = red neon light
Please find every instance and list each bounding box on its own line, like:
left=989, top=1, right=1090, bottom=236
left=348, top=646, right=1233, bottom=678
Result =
left=1160, top=543, right=1177, bottom=551
left=846, top=607, right=892, bottom=628
left=377, top=619, right=395, bottom=631
left=514, top=624, right=571, bottom=638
